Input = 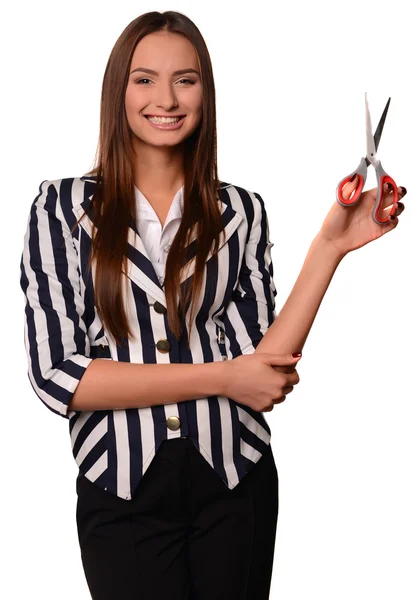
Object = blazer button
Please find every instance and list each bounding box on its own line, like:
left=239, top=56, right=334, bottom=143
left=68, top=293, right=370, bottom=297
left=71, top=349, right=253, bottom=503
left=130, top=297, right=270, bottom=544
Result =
left=153, top=301, right=167, bottom=314
left=166, top=416, right=181, bottom=431
left=156, top=339, right=171, bottom=353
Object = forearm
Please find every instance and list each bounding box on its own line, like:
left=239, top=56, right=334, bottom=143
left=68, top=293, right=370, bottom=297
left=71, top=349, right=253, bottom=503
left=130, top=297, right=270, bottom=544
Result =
left=69, top=359, right=227, bottom=412
left=256, top=233, right=345, bottom=356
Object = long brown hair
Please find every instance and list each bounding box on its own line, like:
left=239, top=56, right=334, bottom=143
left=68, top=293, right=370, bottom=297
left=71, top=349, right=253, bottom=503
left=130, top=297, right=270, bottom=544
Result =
left=83, top=11, right=225, bottom=347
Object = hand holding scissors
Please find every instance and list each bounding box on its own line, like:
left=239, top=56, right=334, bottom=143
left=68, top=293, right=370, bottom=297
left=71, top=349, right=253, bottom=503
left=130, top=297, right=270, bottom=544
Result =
left=336, top=94, right=398, bottom=225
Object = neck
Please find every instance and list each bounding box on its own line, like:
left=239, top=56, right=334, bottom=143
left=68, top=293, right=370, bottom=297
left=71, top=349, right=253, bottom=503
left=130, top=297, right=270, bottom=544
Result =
left=133, top=138, right=185, bottom=196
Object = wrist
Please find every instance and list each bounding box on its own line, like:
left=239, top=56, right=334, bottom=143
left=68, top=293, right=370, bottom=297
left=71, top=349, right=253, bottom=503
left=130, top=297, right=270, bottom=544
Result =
left=211, top=358, right=229, bottom=397
left=312, top=230, right=348, bottom=263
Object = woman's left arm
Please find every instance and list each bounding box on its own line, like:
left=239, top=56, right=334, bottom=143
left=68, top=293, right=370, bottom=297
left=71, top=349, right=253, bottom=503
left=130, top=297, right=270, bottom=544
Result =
left=255, top=234, right=343, bottom=356
left=256, top=180, right=407, bottom=357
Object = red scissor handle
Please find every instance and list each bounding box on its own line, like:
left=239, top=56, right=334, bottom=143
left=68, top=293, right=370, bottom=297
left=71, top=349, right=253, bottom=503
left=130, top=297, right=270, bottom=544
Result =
left=336, top=157, right=368, bottom=207
left=336, top=173, right=365, bottom=205
left=373, top=171, right=399, bottom=225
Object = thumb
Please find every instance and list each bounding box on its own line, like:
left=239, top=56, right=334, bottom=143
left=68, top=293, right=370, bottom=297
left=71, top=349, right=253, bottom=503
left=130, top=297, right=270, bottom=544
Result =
left=341, top=174, right=360, bottom=202
left=267, top=352, right=302, bottom=366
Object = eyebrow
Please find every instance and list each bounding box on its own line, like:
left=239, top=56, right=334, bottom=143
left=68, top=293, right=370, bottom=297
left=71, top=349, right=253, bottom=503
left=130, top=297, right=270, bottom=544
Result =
left=130, top=67, right=200, bottom=76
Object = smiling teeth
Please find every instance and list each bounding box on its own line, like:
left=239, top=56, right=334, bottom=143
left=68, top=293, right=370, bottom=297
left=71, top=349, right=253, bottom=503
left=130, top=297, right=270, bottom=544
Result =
left=148, top=116, right=181, bottom=124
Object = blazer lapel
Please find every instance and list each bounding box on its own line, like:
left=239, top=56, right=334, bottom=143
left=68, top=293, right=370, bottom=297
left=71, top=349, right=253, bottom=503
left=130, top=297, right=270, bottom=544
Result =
left=73, top=179, right=242, bottom=308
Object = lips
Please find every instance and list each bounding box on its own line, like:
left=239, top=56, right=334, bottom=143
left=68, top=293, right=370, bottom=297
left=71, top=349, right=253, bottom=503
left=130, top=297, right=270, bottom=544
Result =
left=144, top=115, right=186, bottom=118
left=144, top=115, right=187, bottom=131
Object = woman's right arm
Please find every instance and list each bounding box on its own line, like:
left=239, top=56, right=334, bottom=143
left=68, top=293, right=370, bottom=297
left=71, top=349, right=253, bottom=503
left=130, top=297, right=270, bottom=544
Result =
left=69, top=359, right=227, bottom=412
left=20, top=180, right=228, bottom=417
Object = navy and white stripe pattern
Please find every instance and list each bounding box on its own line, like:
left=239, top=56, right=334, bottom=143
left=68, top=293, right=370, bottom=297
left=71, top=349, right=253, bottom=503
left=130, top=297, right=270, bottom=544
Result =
left=20, top=176, right=277, bottom=500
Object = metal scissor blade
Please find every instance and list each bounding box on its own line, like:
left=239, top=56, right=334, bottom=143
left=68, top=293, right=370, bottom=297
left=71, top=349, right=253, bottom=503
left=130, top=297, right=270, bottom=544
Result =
left=365, top=93, right=377, bottom=166
left=365, top=95, right=391, bottom=167
left=373, top=97, right=390, bottom=152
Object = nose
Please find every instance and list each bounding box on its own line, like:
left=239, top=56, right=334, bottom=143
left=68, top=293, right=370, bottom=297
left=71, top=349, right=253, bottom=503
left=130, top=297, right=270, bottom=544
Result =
left=154, top=81, right=179, bottom=111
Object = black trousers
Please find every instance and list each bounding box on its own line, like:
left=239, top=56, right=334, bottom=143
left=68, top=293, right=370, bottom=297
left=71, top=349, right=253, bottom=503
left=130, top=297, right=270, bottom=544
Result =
left=76, top=437, right=279, bottom=599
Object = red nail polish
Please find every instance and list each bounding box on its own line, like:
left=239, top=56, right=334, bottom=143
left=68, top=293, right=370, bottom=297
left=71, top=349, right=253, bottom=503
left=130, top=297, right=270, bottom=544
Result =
left=292, top=352, right=302, bottom=357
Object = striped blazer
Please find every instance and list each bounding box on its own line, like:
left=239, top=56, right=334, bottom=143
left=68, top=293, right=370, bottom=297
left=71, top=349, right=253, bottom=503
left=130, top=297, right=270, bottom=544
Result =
left=20, top=175, right=277, bottom=500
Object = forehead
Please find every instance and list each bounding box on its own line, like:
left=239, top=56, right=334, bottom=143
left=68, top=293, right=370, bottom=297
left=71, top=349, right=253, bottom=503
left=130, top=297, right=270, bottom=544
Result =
left=131, top=31, right=199, bottom=69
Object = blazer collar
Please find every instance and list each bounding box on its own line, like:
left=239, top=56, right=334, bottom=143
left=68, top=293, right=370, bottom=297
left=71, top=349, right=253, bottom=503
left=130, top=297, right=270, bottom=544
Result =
left=73, top=177, right=242, bottom=307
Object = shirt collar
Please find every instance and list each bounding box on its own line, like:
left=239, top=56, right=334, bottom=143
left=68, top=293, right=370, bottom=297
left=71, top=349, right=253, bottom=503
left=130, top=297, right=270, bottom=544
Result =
left=135, top=185, right=184, bottom=223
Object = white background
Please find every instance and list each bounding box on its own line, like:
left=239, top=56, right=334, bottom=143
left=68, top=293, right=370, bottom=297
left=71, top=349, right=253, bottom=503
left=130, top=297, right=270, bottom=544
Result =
left=1, top=1, right=415, bottom=598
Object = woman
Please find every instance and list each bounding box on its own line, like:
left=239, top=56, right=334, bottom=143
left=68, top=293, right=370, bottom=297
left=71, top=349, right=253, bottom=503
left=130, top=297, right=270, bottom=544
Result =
left=20, top=10, right=406, bottom=600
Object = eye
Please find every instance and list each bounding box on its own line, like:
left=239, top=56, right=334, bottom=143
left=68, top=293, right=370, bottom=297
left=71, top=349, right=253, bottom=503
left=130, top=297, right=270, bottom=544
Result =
left=134, top=78, right=195, bottom=85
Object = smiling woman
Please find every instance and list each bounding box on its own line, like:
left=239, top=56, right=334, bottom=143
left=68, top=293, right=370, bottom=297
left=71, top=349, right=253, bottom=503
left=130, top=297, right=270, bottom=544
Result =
left=20, top=9, right=285, bottom=600
left=19, top=7, right=408, bottom=600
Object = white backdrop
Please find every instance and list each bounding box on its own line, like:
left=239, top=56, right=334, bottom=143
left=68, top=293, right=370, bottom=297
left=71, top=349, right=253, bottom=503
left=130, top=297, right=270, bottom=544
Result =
left=1, top=1, right=415, bottom=598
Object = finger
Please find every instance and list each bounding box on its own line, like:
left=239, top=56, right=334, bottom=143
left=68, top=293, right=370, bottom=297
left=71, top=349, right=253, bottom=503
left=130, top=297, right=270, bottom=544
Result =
left=382, top=182, right=397, bottom=204
left=399, top=186, right=407, bottom=199
left=397, top=201, right=405, bottom=216
left=267, top=353, right=302, bottom=367
left=391, top=202, right=405, bottom=217
left=379, top=185, right=399, bottom=218
left=383, top=183, right=407, bottom=201
left=385, top=209, right=399, bottom=229
left=273, top=365, right=297, bottom=374
left=273, top=395, right=286, bottom=405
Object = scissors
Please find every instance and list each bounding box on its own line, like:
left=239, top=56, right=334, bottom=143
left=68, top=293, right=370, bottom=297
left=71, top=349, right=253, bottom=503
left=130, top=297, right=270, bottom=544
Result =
left=336, top=93, right=398, bottom=225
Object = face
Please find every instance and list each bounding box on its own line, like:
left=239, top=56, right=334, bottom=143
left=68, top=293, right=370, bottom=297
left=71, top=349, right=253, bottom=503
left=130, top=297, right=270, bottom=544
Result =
left=125, top=31, right=203, bottom=150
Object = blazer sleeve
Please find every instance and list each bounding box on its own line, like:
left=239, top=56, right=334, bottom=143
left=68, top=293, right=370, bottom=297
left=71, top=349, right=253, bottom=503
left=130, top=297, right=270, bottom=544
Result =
left=222, top=191, right=277, bottom=356
left=20, top=180, right=94, bottom=419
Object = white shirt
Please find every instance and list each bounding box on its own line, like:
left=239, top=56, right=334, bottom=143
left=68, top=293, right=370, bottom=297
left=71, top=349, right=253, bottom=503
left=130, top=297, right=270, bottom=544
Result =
left=134, top=185, right=184, bottom=286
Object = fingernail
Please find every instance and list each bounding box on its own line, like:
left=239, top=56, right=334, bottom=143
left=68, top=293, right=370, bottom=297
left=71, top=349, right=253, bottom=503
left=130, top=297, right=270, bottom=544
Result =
left=350, top=173, right=357, bottom=182
left=390, top=214, right=396, bottom=220
left=398, top=202, right=404, bottom=209
left=401, top=187, right=407, bottom=196
left=292, top=352, right=302, bottom=357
